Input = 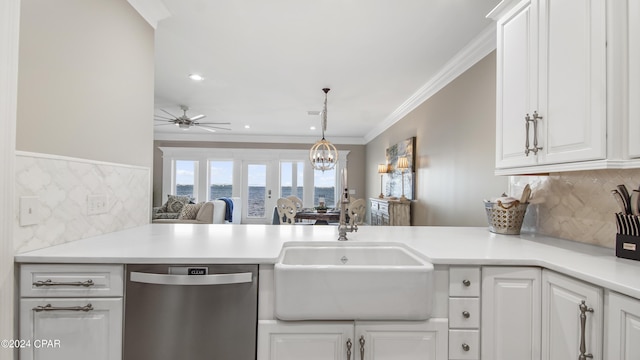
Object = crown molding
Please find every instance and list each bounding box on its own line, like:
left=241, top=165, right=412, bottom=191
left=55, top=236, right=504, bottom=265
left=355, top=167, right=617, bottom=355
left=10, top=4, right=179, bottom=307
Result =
left=127, top=0, right=171, bottom=29
left=153, top=131, right=366, bottom=145
left=363, top=24, right=497, bottom=143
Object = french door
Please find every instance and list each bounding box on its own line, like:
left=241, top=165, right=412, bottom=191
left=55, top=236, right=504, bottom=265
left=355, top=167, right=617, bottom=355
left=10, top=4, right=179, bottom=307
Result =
left=242, top=160, right=278, bottom=224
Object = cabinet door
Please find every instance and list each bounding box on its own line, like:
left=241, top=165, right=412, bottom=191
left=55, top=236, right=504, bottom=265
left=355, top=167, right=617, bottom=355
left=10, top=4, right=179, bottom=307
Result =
left=538, top=0, right=606, bottom=164
left=605, top=291, right=640, bottom=360
left=355, top=319, right=448, bottom=360
left=541, top=270, right=603, bottom=360
left=257, top=320, right=353, bottom=360
left=495, top=0, right=539, bottom=169
left=481, top=267, right=541, bottom=360
left=20, top=298, right=122, bottom=360
left=628, top=0, right=640, bottom=158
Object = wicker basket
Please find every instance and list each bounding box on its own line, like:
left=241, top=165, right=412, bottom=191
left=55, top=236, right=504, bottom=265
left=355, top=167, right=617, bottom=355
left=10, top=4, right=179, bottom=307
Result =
left=484, top=200, right=528, bottom=235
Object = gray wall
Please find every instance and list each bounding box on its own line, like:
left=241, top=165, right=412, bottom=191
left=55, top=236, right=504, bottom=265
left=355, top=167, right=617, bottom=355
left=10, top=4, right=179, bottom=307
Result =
left=153, top=140, right=366, bottom=207
left=366, top=52, right=508, bottom=226
left=17, top=0, right=154, bottom=168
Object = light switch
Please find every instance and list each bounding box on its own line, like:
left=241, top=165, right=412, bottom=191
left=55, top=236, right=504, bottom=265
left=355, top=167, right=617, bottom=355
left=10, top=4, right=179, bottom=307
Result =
left=20, top=196, right=39, bottom=226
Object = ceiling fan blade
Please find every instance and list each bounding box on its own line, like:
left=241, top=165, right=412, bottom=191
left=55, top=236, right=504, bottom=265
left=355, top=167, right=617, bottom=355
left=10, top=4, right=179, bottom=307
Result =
left=154, top=118, right=175, bottom=122
left=154, top=123, right=176, bottom=127
left=160, top=108, right=179, bottom=119
left=194, top=125, right=217, bottom=133
left=189, top=114, right=206, bottom=121
left=154, top=114, right=175, bottom=120
left=197, top=124, right=231, bottom=131
left=197, top=121, right=231, bottom=125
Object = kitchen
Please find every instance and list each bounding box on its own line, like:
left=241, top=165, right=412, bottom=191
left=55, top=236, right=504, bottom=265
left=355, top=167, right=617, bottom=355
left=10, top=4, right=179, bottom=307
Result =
left=3, top=0, right=640, bottom=360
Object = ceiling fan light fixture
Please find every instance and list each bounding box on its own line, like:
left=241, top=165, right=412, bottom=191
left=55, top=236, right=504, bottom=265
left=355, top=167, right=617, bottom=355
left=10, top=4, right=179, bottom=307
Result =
left=188, top=73, right=204, bottom=81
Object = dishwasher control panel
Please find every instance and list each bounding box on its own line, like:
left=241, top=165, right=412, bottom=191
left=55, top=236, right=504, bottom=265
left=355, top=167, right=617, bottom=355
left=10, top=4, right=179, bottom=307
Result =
left=168, top=266, right=208, bottom=275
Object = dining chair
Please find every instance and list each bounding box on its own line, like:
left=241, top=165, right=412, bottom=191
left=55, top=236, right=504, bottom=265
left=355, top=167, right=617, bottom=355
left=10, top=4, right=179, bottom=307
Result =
left=347, top=198, right=366, bottom=226
left=286, top=196, right=303, bottom=212
left=276, top=198, right=297, bottom=224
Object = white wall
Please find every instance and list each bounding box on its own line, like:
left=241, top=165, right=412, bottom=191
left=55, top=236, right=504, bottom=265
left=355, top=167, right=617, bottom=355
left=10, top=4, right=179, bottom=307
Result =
left=16, top=0, right=154, bottom=167
left=366, top=52, right=508, bottom=226
left=0, top=0, right=19, bottom=356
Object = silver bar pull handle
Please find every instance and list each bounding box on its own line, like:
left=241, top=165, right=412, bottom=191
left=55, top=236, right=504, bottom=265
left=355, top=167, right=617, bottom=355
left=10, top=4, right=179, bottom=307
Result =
left=130, top=271, right=252, bottom=286
left=359, top=335, right=365, bottom=360
left=525, top=112, right=543, bottom=156
left=33, top=303, right=93, bottom=312
left=33, top=279, right=94, bottom=287
left=346, top=338, right=352, bottom=360
left=525, top=113, right=531, bottom=156
left=579, top=300, right=594, bottom=360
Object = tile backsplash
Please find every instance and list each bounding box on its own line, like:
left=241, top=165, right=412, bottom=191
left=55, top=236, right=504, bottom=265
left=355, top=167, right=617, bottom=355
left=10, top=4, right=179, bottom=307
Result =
left=14, top=152, right=150, bottom=253
left=511, top=169, right=640, bottom=248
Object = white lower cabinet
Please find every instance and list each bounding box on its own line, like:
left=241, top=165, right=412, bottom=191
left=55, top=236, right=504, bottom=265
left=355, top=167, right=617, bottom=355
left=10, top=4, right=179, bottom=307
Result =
left=19, top=264, right=124, bottom=360
left=481, top=267, right=541, bottom=360
left=605, top=291, right=640, bottom=359
left=19, top=298, right=123, bottom=360
left=257, top=319, right=448, bottom=360
left=542, top=270, right=603, bottom=360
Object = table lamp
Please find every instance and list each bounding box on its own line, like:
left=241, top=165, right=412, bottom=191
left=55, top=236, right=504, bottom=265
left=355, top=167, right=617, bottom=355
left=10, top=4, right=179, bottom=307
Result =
left=377, top=164, right=387, bottom=198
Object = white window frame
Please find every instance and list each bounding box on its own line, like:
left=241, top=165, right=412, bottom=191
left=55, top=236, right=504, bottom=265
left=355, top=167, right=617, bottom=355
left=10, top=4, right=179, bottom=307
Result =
left=159, top=147, right=349, bottom=210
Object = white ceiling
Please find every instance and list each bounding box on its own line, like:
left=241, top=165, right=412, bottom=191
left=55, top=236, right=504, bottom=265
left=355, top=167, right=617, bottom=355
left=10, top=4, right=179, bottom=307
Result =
left=152, top=0, right=501, bottom=144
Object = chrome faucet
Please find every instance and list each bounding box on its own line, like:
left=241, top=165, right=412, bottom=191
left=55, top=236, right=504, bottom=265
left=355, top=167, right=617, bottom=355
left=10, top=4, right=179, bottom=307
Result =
left=338, top=187, right=357, bottom=241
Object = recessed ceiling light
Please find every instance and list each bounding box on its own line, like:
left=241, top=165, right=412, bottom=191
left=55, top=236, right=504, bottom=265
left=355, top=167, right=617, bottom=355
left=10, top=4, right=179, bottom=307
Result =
left=188, top=73, right=204, bottom=81
left=310, top=126, right=316, bottom=130
left=244, top=125, right=250, bottom=129
left=307, top=110, right=320, bottom=116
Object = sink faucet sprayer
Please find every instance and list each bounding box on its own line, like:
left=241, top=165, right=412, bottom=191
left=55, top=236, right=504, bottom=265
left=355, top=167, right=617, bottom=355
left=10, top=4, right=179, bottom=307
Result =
left=338, top=169, right=357, bottom=241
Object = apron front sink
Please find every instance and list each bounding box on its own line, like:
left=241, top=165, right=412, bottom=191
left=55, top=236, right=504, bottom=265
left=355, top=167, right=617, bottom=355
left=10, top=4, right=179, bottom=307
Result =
left=274, top=242, right=434, bottom=320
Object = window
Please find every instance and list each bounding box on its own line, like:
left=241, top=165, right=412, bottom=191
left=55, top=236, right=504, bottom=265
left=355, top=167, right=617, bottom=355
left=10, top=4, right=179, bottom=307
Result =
left=174, top=160, right=197, bottom=201
left=314, top=168, right=335, bottom=207
left=247, top=164, right=267, bottom=217
left=209, top=160, right=233, bottom=200
left=280, top=161, right=304, bottom=199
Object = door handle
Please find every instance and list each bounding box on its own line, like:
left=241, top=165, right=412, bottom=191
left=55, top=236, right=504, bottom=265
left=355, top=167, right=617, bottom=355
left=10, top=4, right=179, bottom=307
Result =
left=130, top=271, right=252, bottom=286
left=578, top=300, right=594, bottom=360
left=33, top=303, right=93, bottom=312
left=268, top=189, right=271, bottom=199
left=346, top=338, right=352, bottom=360
left=33, top=279, right=94, bottom=287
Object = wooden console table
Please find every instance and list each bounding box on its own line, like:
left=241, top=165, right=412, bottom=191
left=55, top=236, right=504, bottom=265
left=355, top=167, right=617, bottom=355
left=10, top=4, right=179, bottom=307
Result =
left=370, top=198, right=411, bottom=226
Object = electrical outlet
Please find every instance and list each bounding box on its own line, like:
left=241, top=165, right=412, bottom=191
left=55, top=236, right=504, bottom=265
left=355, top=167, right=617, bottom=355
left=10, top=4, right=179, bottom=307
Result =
left=87, top=194, right=108, bottom=215
left=19, top=196, right=39, bottom=226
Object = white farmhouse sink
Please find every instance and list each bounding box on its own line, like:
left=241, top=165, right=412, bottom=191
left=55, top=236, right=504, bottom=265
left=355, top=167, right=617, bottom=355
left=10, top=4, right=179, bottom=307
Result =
left=274, top=242, right=434, bottom=320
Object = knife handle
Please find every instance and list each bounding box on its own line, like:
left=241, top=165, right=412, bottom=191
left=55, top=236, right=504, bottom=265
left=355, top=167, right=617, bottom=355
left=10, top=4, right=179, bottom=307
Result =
left=612, top=190, right=628, bottom=214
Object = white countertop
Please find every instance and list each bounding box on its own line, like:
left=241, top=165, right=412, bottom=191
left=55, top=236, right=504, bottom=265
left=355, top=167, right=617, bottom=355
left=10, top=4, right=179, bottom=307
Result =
left=14, top=224, right=640, bottom=300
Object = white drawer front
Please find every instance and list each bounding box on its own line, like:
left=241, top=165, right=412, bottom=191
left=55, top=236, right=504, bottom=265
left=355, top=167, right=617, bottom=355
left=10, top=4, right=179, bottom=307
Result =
left=449, top=297, right=480, bottom=329
left=449, top=329, right=480, bottom=359
left=20, top=264, right=123, bottom=297
left=449, top=267, right=480, bottom=297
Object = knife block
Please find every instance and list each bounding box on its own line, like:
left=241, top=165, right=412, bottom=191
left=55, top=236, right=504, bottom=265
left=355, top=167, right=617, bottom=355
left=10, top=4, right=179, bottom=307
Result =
left=615, top=211, right=640, bottom=261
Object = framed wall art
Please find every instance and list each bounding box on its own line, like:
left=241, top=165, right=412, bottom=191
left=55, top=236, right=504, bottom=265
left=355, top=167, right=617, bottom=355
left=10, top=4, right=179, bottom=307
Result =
left=385, top=136, right=415, bottom=200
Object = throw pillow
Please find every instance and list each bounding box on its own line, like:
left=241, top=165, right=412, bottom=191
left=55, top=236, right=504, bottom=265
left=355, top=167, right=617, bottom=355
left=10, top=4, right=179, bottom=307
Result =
left=166, top=195, right=190, bottom=213
left=179, top=202, right=203, bottom=220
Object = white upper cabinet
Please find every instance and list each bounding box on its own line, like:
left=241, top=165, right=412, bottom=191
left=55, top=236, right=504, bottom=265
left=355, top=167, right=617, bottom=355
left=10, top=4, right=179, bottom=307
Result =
left=490, top=0, right=608, bottom=174
left=493, top=0, right=539, bottom=169
left=628, top=0, right=640, bottom=159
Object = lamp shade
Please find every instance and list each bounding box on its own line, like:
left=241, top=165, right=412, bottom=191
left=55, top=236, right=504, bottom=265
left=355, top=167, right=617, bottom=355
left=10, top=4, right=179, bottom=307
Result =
left=397, top=156, right=410, bottom=170
left=377, top=164, right=387, bottom=174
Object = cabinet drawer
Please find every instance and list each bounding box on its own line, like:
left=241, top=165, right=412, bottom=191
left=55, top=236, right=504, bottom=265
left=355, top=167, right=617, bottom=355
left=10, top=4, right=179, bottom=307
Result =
left=449, top=298, right=480, bottom=328
left=449, top=267, right=480, bottom=297
left=20, top=264, right=124, bottom=297
left=449, top=329, right=480, bottom=359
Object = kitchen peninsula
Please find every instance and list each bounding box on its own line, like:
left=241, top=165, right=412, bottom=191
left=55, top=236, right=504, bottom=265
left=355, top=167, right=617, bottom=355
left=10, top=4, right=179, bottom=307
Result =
left=14, top=224, right=640, bottom=360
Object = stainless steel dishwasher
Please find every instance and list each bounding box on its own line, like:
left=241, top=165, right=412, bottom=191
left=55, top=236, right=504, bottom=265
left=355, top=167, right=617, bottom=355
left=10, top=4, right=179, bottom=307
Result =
left=124, top=264, right=258, bottom=360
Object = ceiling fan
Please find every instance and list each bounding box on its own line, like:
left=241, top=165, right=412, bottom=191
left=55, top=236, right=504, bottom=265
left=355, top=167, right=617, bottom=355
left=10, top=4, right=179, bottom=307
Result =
left=154, top=105, right=231, bottom=132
